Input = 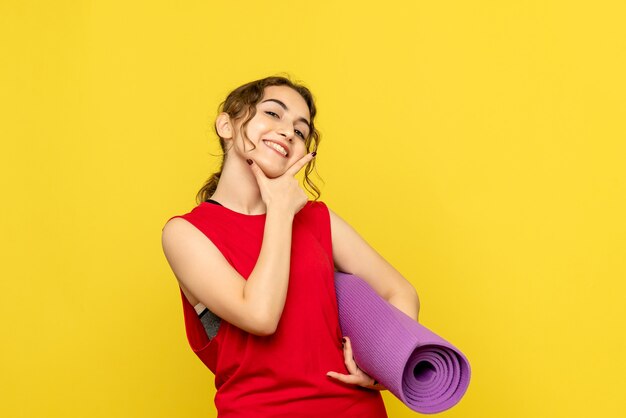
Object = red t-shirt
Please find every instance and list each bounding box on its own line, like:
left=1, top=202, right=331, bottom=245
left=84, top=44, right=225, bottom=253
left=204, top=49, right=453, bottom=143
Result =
left=166, top=200, right=387, bottom=417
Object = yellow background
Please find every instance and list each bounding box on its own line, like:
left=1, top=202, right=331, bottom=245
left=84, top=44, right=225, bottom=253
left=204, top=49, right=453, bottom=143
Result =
left=2, top=1, right=625, bottom=417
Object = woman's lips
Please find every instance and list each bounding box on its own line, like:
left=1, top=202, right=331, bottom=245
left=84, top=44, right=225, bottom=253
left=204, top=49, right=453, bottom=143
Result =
left=262, top=140, right=288, bottom=158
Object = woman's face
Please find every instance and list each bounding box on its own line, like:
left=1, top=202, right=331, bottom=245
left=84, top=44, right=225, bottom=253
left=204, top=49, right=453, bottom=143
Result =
left=231, top=85, right=312, bottom=179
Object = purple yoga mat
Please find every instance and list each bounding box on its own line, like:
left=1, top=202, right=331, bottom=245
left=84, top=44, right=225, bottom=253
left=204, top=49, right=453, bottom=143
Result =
left=334, top=272, right=471, bottom=414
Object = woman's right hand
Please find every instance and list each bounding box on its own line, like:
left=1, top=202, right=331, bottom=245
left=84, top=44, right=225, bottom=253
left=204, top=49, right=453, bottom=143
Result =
left=246, top=152, right=316, bottom=217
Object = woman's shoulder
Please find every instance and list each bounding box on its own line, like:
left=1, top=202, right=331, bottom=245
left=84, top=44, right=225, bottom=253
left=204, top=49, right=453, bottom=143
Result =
left=300, top=199, right=330, bottom=220
left=162, top=202, right=203, bottom=228
left=307, top=199, right=329, bottom=211
left=298, top=200, right=333, bottom=232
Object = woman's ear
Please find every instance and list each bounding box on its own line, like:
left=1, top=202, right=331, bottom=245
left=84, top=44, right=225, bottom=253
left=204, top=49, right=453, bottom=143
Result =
left=215, top=112, right=234, bottom=139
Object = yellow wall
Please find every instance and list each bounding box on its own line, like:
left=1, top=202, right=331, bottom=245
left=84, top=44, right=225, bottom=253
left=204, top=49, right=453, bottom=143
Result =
left=2, top=1, right=624, bottom=417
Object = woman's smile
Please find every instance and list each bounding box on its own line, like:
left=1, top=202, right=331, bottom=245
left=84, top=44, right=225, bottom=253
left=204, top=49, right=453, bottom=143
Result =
left=262, top=139, right=289, bottom=158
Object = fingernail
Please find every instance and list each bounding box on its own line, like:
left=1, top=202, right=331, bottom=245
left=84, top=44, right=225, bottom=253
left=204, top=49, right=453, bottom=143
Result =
left=311, top=151, right=317, bottom=157
left=246, top=159, right=253, bottom=165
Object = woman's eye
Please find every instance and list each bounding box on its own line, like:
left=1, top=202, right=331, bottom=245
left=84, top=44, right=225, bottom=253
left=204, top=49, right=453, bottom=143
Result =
left=265, top=110, right=306, bottom=140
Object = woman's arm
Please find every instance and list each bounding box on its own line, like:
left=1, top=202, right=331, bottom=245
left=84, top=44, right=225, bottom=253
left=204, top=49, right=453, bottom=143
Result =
left=162, top=154, right=314, bottom=337
left=161, top=207, right=295, bottom=336
left=328, top=207, right=420, bottom=321
left=325, top=205, right=421, bottom=389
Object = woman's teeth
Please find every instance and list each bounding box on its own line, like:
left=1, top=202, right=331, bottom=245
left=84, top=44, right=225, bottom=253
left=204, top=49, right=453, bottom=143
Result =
left=263, top=140, right=287, bottom=157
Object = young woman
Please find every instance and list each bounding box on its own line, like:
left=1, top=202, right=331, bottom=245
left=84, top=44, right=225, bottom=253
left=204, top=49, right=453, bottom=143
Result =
left=161, top=76, right=420, bottom=417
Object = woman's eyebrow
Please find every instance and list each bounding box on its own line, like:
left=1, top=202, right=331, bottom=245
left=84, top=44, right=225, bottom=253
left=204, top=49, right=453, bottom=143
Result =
left=261, top=98, right=311, bottom=130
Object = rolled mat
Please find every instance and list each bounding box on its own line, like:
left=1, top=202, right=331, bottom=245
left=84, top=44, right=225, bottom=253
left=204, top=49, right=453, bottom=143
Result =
left=334, top=272, right=471, bottom=414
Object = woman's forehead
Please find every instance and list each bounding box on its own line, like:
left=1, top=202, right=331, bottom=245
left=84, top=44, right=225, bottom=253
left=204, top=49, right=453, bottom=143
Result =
left=261, top=86, right=309, bottom=117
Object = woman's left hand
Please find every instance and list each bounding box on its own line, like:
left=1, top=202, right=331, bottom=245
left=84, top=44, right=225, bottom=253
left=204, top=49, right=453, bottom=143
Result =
left=326, top=336, right=387, bottom=391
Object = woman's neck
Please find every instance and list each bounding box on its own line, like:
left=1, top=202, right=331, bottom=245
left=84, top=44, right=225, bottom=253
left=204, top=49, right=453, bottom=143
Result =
left=209, top=156, right=267, bottom=215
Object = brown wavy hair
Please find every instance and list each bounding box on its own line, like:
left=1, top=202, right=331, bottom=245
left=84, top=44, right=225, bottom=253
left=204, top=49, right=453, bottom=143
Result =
left=196, top=74, right=323, bottom=205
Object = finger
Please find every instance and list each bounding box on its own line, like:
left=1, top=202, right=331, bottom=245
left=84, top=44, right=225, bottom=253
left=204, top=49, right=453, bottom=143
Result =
left=342, top=337, right=359, bottom=375
left=343, top=337, right=376, bottom=387
left=284, top=151, right=316, bottom=178
left=246, top=158, right=267, bottom=183
left=326, top=371, right=363, bottom=386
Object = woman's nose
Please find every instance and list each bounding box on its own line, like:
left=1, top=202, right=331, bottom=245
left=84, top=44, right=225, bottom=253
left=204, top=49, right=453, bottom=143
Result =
left=277, top=125, right=295, bottom=141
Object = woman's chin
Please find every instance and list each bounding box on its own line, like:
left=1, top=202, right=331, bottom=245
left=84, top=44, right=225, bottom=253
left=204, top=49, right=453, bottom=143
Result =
left=256, top=161, right=286, bottom=179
